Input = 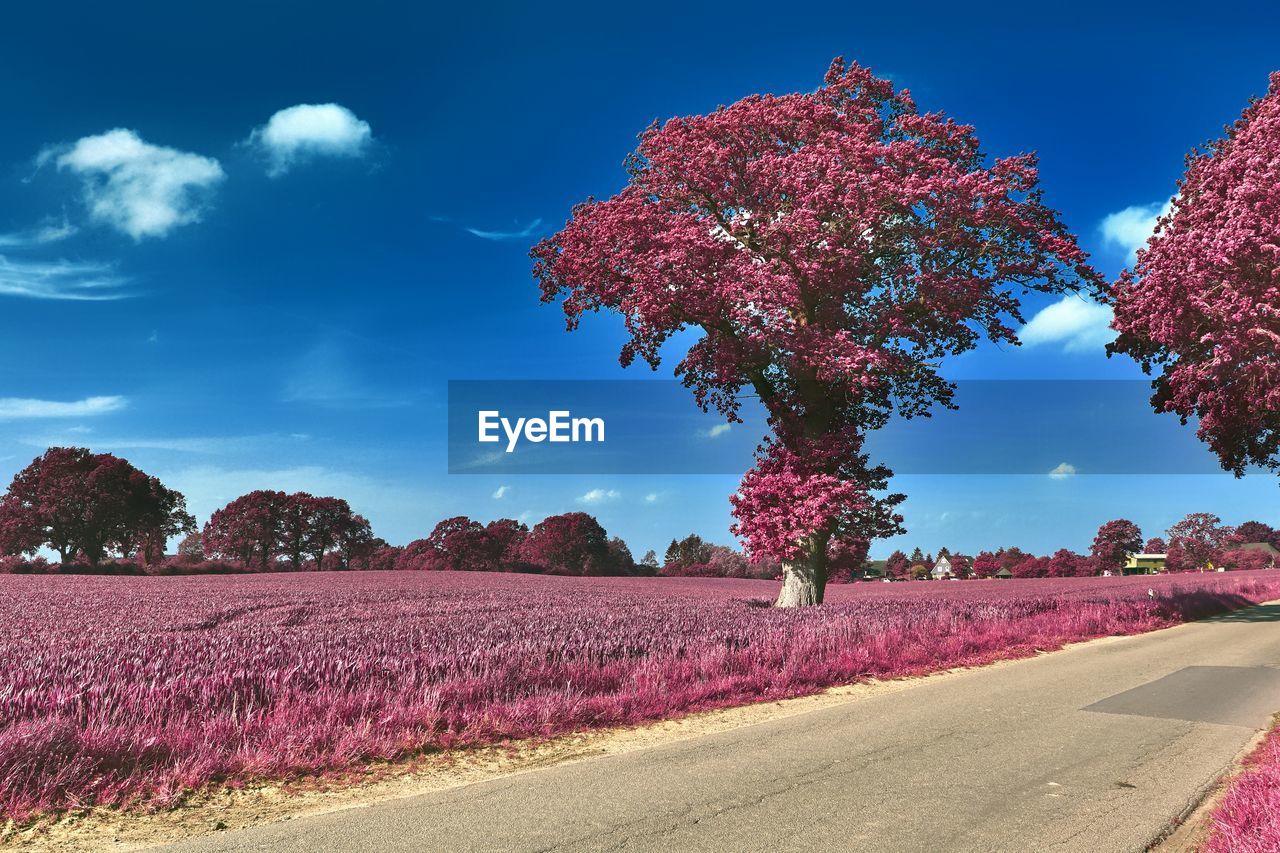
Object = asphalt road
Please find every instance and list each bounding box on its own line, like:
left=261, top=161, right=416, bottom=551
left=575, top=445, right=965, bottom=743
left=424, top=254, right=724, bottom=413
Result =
left=161, top=604, right=1280, bottom=853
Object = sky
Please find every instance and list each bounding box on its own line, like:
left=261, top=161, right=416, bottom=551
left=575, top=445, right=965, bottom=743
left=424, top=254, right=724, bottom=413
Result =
left=1, top=0, right=1279, bottom=560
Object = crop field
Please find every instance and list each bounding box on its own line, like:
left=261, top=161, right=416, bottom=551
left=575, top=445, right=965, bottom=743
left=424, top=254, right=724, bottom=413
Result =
left=1205, top=719, right=1280, bottom=852
left=3, top=570, right=1280, bottom=823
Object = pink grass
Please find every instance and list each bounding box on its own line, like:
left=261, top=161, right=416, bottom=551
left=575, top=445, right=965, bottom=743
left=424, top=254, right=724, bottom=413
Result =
left=1204, top=718, right=1280, bottom=852
left=2, top=570, right=1279, bottom=822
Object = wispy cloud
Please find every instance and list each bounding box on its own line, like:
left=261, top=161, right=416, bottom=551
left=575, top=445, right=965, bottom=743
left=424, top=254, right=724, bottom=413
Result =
left=247, top=103, right=373, bottom=177
left=0, top=219, right=77, bottom=248
left=492, top=485, right=510, bottom=499
left=282, top=341, right=407, bottom=408
left=1100, top=200, right=1172, bottom=261
left=578, top=488, right=620, bottom=504
left=42, top=129, right=224, bottom=240
left=1048, top=462, right=1078, bottom=480
left=466, top=218, right=543, bottom=241
left=0, top=255, right=130, bottom=301
left=17, top=432, right=319, bottom=456
left=1019, top=296, right=1114, bottom=354
left=701, top=423, right=732, bottom=439
left=643, top=492, right=660, bottom=504
left=0, top=395, right=126, bottom=420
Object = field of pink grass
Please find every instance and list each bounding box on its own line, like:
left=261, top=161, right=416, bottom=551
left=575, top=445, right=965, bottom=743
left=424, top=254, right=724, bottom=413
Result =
left=1204, top=719, right=1280, bottom=852
left=3, top=570, right=1280, bottom=823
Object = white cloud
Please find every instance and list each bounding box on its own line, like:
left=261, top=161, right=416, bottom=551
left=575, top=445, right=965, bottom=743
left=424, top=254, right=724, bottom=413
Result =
left=248, top=103, right=372, bottom=177
left=701, top=423, right=732, bottom=439
left=1048, top=462, right=1078, bottom=480
left=492, top=485, right=510, bottom=499
left=1019, top=296, right=1115, bottom=354
left=0, top=219, right=77, bottom=248
left=644, top=492, right=660, bottom=504
left=0, top=395, right=126, bottom=420
left=466, top=219, right=543, bottom=241
left=578, top=488, right=620, bottom=504
left=46, top=129, right=224, bottom=240
left=1100, top=200, right=1172, bottom=261
left=0, top=255, right=130, bottom=300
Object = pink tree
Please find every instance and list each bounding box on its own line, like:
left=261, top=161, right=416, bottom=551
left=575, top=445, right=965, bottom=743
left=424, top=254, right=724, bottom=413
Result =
left=1110, top=74, right=1280, bottom=475
left=1231, top=521, right=1278, bottom=547
left=533, top=59, right=1100, bottom=606
left=1090, top=519, right=1143, bottom=575
left=1167, top=513, right=1233, bottom=571
left=518, top=512, right=613, bottom=576
left=203, top=490, right=289, bottom=569
left=885, top=549, right=910, bottom=580
left=971, top=551, right=999, bottom=579
left=0, top=447, right=194, bottom=566
left=1048, top=548, right=1093, bottom=578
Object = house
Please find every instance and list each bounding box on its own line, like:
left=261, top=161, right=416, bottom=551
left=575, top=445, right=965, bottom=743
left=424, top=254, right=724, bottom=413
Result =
left=1123, top=553, right=1167, bottom=575
left=994, top=567, right=1014, bottom=579
left=1234, top=541, right=1280, bottom=566
left=930, top=555, right=970, bottom=579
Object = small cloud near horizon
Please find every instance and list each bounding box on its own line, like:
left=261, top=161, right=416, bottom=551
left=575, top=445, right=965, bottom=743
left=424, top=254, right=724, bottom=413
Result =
left=1048, top=462, right=1078, bottom=479
left=1019, top=296, right=1114, bottom=354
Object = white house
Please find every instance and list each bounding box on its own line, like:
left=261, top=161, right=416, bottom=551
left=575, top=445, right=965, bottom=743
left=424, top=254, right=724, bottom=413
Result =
left=931, top=555, right=953, bottom=579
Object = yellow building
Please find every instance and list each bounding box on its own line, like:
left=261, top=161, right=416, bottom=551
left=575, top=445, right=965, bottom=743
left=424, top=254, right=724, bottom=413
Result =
left=1123, top=553, right=1167, bottom=575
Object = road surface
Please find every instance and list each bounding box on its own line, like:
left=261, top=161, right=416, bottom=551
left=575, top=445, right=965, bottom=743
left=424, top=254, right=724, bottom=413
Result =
left=161, top=603, right=1280, bottom=853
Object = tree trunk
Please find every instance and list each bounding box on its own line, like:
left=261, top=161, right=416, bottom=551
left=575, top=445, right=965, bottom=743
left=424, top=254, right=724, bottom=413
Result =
left=774, top=533, right=830, bottom=608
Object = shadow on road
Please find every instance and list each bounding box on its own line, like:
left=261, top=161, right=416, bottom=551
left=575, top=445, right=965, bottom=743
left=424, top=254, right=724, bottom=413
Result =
left=1203, top=603, right=1280, bottom=623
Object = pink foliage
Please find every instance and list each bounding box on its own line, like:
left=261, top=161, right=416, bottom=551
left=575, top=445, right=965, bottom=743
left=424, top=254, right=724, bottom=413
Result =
left=1168, top=512, right=1234, bottom=570
left=1, top=570, right=1278, bottom=821
left=533, top=58, right=1100, bottom=566
left=1219, top=549, right=1274, bottom=572
left=1090, top=519, right=1142, bottom=573
left=0, top=447, right=194, bottom=566
left=1205, top=722, right=1280, bottom=852
left=1110, top=73, right=1280, bottom=475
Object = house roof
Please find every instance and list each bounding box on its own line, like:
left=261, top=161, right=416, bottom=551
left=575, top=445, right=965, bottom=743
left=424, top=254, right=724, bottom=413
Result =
left=994, top=567, right=1014, bottom=577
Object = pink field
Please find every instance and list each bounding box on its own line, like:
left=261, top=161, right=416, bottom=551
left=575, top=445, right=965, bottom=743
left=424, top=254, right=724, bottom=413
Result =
left=1204, top=721, right=1280, bottom=852
left=3, top=570, right=1280, bottom=822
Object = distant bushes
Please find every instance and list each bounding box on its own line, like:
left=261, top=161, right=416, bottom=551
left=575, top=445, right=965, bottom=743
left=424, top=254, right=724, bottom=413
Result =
left=393, top=512, right=649, bottom=577
left=0, top=556, right=51, bottom=575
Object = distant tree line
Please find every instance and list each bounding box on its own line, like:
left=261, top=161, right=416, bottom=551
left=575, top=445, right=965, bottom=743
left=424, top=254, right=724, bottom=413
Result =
left=1, top=448, right=1276, bottom=579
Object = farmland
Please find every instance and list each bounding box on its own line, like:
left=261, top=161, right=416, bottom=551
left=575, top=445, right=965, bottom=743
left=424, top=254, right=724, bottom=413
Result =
left=1205, top=720, right=1280, bottom=852
left=2, top=570, right=1280, bottom=824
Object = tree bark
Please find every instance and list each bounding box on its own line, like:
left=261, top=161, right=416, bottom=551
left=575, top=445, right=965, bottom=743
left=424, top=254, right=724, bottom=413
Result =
left=774, top=533, right=830, bottom=608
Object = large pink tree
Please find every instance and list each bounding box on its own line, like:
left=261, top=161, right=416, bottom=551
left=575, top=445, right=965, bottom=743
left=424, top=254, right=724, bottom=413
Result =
left=533, top=59, right=1100, bottom=606
left=1090, top=518, right=1143, bottom=575
left=0, top=447, right=194, bottom=566
left=1110, top=73, right=1280, bottom=475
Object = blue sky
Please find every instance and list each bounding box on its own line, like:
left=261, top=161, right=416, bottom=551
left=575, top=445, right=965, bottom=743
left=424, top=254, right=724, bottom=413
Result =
left=1, top=1, right=1279, bottom=560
